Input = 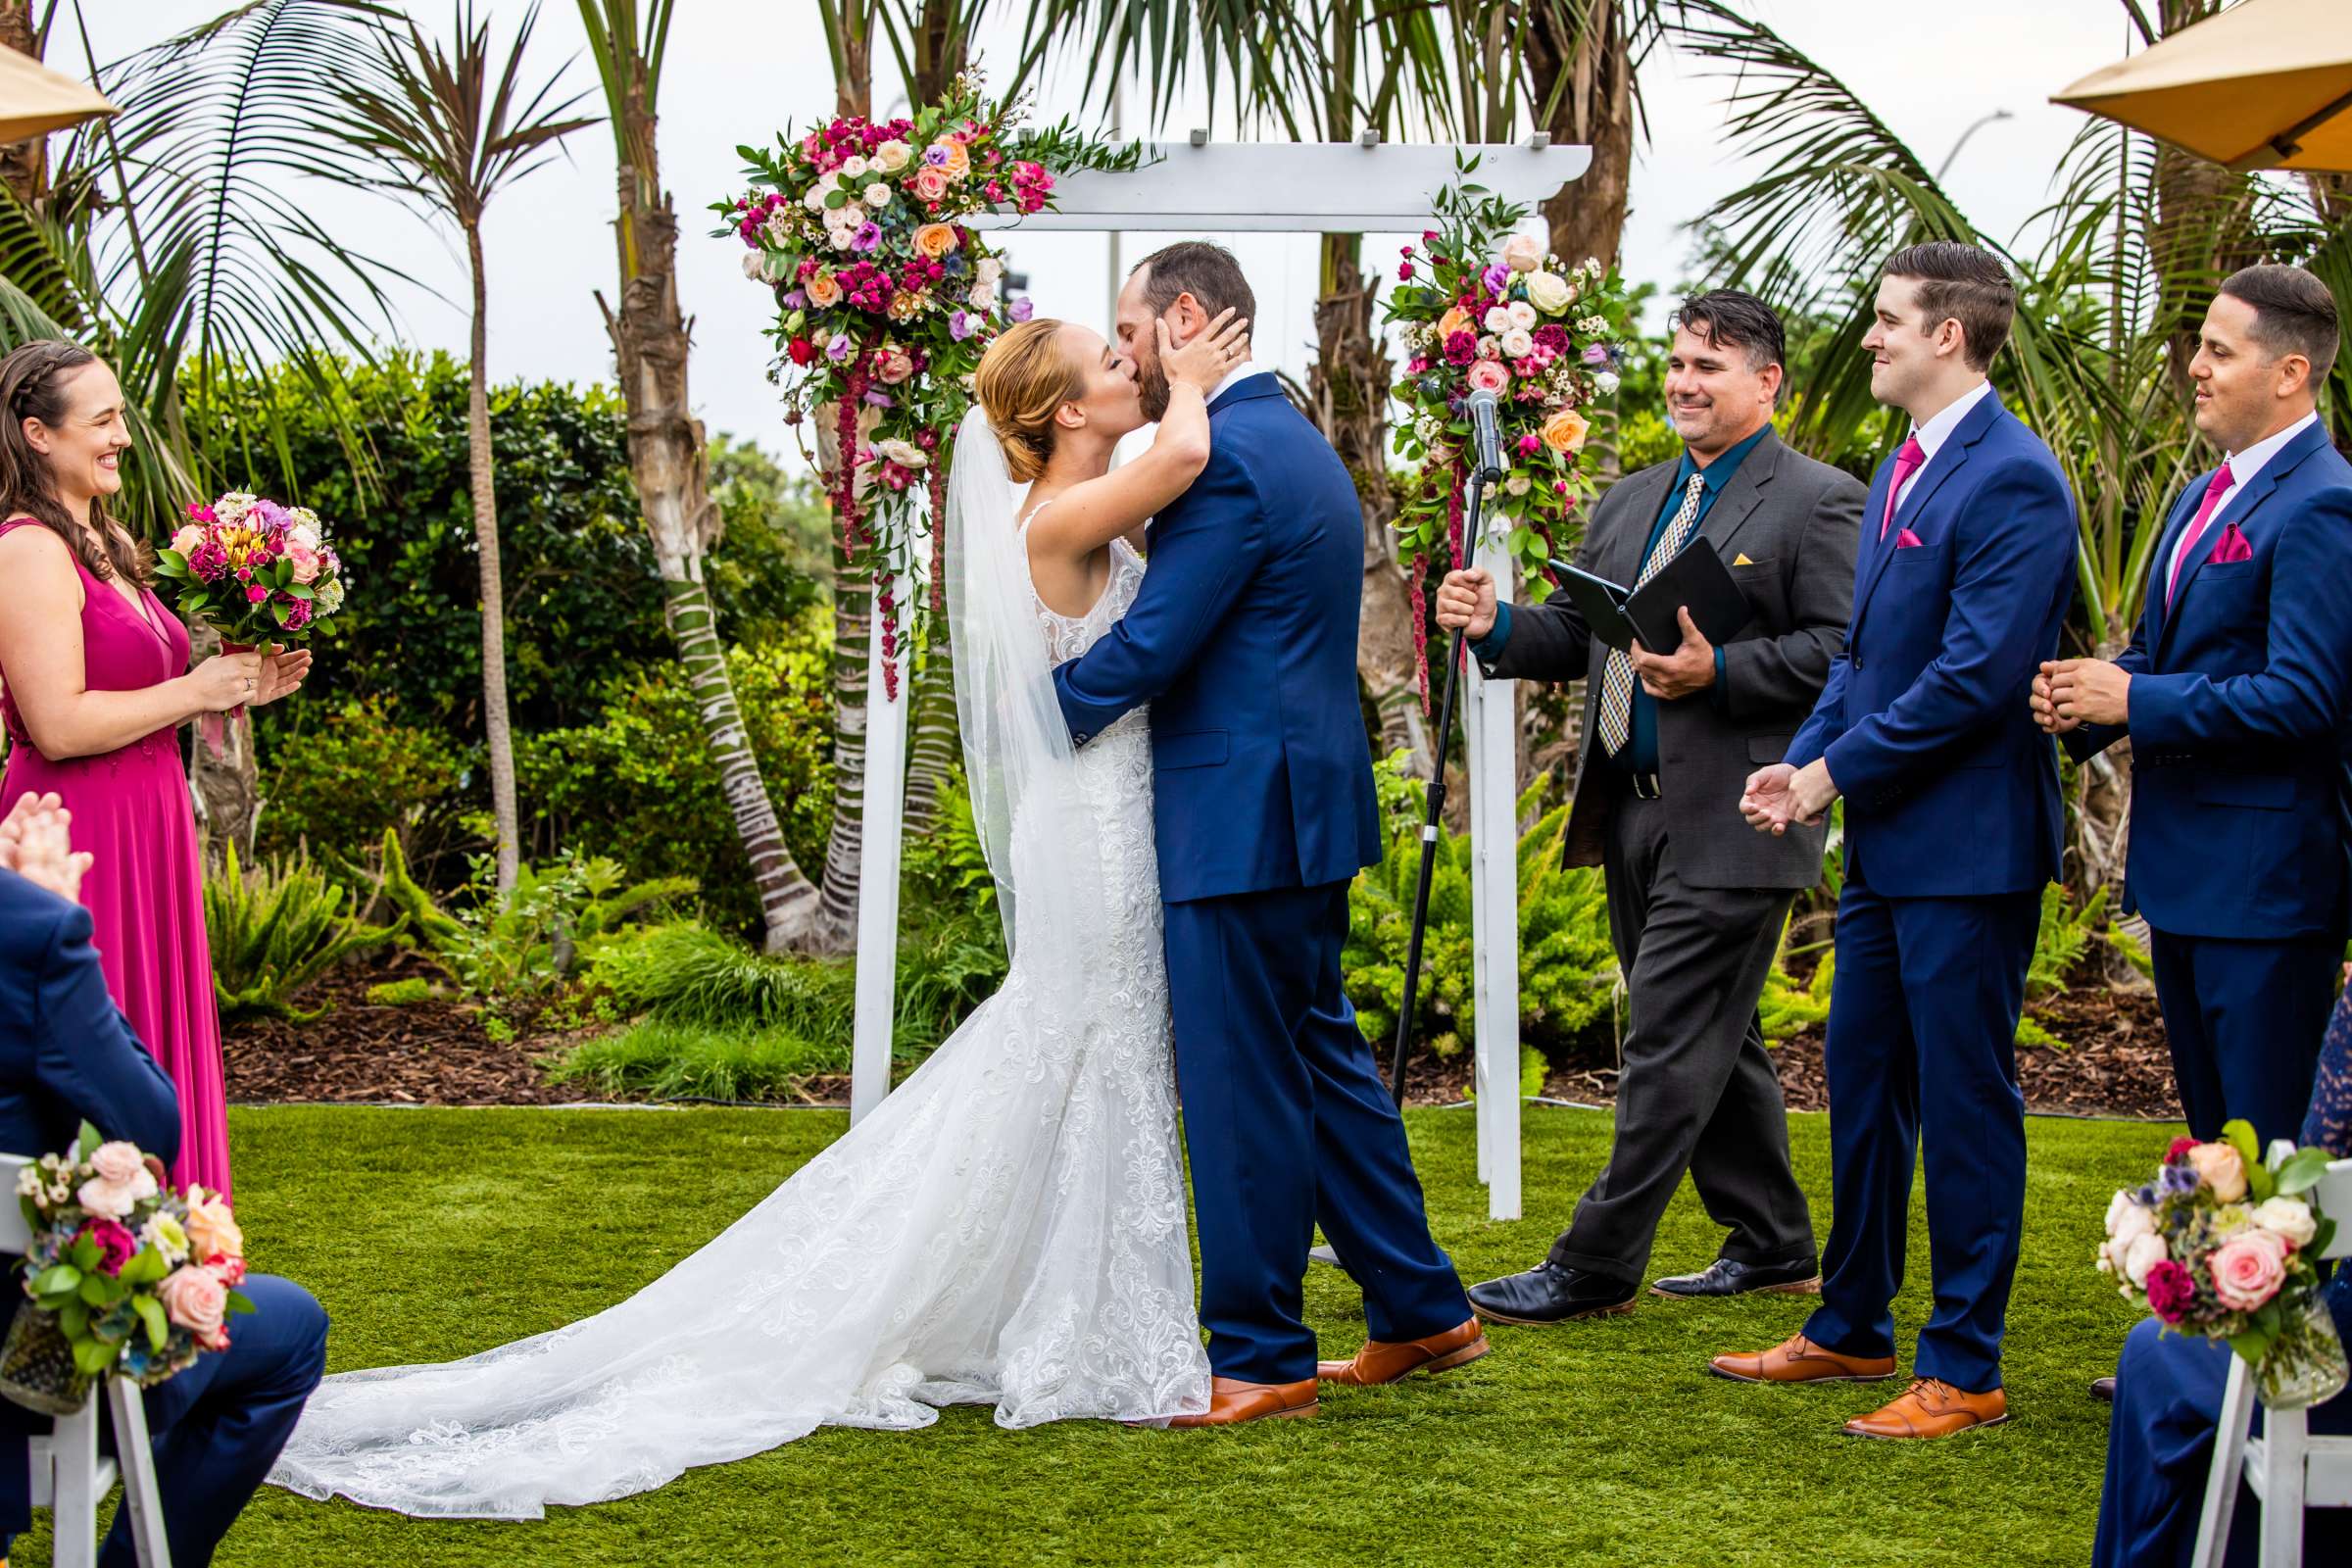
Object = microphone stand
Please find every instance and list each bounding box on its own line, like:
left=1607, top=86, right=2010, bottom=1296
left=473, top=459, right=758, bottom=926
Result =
left=1388, top=451, right=1504, bottom=1109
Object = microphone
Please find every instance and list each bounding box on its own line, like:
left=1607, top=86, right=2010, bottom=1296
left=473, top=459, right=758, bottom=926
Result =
left=1466, top=387, right=1506, bottom=483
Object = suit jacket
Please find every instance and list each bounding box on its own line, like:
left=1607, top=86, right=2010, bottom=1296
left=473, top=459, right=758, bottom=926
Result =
left=1484, top=426, right=1864, bottom=891
left=1788, top=391, right=2078, bottom=898
left=1053, top=373, right=1384, bottom=903
left=0, top=868, right=182, bottom=1537
left=2063, top=420, right=2352, bottom=940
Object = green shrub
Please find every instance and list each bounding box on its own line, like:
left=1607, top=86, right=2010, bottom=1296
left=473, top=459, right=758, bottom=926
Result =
left=364, top=977, right=445, bottom=1006
left=205, top=845, right=405, bottom=1022
left=257, top=695, right=464, bottom=864
left=1761, top=940, right=1835, bottom=1044
left=1347, top=753, right=1617, bottom=1056
left=440, top=852, right=696, bottom=1015
left=545, top=1020, right=848, bottom=1102
left=583, top=920, right=855, bottom=1045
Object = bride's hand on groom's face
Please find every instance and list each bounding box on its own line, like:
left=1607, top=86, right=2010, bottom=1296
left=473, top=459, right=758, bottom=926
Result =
left=1158, top=309, right=1251, bottom=396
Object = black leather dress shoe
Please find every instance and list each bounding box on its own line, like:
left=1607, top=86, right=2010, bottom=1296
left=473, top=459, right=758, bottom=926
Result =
left=1650, top=1255, right=1823, bottom=1299
left=1466, top=1262, right=1638, bottom=1326
left=2091, top=1376, right=2117, bottom=1404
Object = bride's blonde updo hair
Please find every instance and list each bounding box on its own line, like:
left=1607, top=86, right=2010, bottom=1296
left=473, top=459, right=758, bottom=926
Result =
left=973, top=318, right=1082, bottom=483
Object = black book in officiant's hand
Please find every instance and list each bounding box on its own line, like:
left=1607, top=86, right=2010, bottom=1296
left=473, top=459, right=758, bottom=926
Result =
left=1546, top=543, right=1755, bottom=655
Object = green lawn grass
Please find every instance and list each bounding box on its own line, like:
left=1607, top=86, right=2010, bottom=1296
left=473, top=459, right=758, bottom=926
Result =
left=11, top=1102, right=2166, bottom=1567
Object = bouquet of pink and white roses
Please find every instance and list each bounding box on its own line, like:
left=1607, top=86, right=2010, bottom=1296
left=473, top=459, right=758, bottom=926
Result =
left=0, top=1123, right=254, bottom=1414
left=2098, top=1119, right=2346, bottom=1408
left=154, top=489, right=347, bottom=648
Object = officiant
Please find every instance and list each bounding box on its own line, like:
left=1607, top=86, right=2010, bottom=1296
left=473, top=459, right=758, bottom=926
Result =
left=1436, top=290, right=1863, bottom=1324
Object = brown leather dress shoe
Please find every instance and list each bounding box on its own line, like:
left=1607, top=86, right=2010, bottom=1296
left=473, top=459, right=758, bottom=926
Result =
left=1317, top=1317, right=1492, bottom=1386
left=1166, top=1376, right=1320, bottom=1427
left=1842, top=1377, right=2008, bottom=1439
left=1708, top=1332, right=1899, bottom=1384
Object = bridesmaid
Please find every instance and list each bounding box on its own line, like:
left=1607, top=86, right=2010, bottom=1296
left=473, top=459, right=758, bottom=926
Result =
left=0, top=340, right=310, bottom=1198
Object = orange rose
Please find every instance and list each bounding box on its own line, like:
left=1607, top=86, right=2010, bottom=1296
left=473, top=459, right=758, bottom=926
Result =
left=913, top=222, right=960, bottom=259
left=806, top=270, right=843, bottom=308
left=928, top=140, right=971, bottom=178
left=1541, top=407, right=1592, bottom=455
left=1437, top=305, right=1473, bottom=340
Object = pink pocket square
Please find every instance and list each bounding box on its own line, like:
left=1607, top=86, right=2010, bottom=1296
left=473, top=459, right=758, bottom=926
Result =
left=1893, top=527, right=1923, bottom=550
left=2209, top=522, right=2253, bottom=564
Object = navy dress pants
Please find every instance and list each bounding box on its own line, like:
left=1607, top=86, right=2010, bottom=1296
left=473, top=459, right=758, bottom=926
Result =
left=2148, top=929, right=2334, bottom=1147
left=1161, top=880, right=1470, bottom=1384
left=1801, top=870, right=2038, bottom=1393
left=98, top=1274, right=328, bottom=1568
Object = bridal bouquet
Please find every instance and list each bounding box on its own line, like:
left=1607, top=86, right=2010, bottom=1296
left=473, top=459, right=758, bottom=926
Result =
left=717, top=71, right=1136, bottom=696
left=1384, top=169, right=1632, bottom=697
left=2097, top=1119, right=2347, bottom=1408
left=155, top=490, right=347, bottom=647
left=0, top=1124, right=253, bottom=1413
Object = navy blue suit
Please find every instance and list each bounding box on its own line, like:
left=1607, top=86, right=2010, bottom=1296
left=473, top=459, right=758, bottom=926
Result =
left=0, top=869, right=326, bottom=1566
left=1054, top=373, right=1469, bottom=1383
left=1788, top=390, right=2078, bottom=1392
left=2064, top=418, right=2352, bottom=1145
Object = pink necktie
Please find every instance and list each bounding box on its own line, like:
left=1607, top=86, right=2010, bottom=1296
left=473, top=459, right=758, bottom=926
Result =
left=1881, top=435, right=1927, bottom=541
left=2166, top=461, right=2236, bottom=608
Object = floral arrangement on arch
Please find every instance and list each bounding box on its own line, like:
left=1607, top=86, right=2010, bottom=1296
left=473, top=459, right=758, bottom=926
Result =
left=0, top=1124, right=253, bottom=1413
left=716, top=72, right=1137, bottom=698
left=2098, top=1120, right=2346, bottom=1408
left=1384, top=167, right=1633, bottom=698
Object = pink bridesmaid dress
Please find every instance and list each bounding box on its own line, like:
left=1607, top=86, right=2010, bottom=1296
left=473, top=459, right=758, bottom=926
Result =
left=0, top=518, right=232, bottom=1198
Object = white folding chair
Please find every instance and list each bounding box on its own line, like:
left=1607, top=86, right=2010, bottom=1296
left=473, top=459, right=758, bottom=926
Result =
left=0, top=1152, right=170, bottom=1568
left=2194, top=1155, right=2352, bottom=1568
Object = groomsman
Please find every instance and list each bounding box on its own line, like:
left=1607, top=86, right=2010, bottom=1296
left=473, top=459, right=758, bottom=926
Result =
left=1726, top=243, right=2077, bottom=1440
left=2035, top=264, right=2352, bottom=1146
left=1434, top=291, right=1863, bottom=1323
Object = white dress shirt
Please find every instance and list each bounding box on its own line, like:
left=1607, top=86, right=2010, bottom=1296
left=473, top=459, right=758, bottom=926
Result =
left=1891, top=378, right=1995, bottom=513
left=2165, top=410, right=2317, bottom=599
left=1206, top=359, right=1265, bottom=408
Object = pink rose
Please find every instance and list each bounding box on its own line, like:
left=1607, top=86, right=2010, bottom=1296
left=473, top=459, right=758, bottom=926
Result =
left=170, top=524, right=205, bottom=555
left=89, top=1142, right=146, bottom=1187
left=74, top=1218, right=136, bottom=1276
left=2186, top=1142, right=2249, bottom=1202
left=183, top=1193, right=243, bottom=1263
left=157, top=1265, right=229, bottom=1350
left=1500, top=233, right=1544, bottom=273
left=2211, top=1229, right=2289, bottom=1311
left=1466, top=360, right=1511, bottom=395
left=874, top=348, right=914, bottom=385
left=910, top=167, right=950, bottom=203
left=245, top=584, right=270, bottom=605
left=286, top=543, right=321, bottom=584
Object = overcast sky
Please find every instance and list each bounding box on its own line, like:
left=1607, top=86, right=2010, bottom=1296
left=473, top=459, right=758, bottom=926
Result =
left=78, top=1, right=2148, bottom=468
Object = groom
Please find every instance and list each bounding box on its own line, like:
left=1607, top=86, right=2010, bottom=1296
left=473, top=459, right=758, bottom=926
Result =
left=1054, top=241, right=1482, bottom=1425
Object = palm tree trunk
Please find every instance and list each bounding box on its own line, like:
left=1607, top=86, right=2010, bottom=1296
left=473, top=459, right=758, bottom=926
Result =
left=1528, top=3, right=1635, bottom=274
left=814, top=524, right=871, bottom=954
left=466, top=221, right=520, bottom=891
left=0, top=2, right=43, bottom=204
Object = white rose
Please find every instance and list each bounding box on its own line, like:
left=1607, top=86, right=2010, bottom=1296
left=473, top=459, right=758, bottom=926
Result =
left=969, top=280, right=998, bottom=310
left=2108, top=1194, right=2156, bottom=1244
left=830, top=225, right=858, bottom=251
left=877, top=438, right=929, bottom=468
left=1499, top=328, right=1535, bottom=360
left=1524, top=271, right=1572, bottom=315
left=841, top=155, right=869, bottom=178
left=742, top=251, right=767, bottom=280
left=2252, top=1196, right=2319, bottom=1249
left=1477, top=335, right=1499, bottom=360
left=1594, top=369, right=1621, bottom=397
left=2123, top=1231, right=2170, bottom=1289
left=287, top=523, right=321, bottom=553
left=1483, top=306, right=1511, bottom=335
left=804, top=188, right=828, bottom=214
left=1505, top=300, right=1538, bottom=331
left=863, top=182, right=892, bottom=208
left=1500, top=232, right=1544, bottom=272
left=76, top=1176, right=137, bottom=1220
left=976, top=257, right=1004, bottom=286
left=874, top=141, right=912, bottom=172
left=1504, top=472, right=1531, bottom=497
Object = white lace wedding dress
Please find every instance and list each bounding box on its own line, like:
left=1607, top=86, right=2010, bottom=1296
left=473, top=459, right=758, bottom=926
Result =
left=269, top=530, right=1210, bottom=1519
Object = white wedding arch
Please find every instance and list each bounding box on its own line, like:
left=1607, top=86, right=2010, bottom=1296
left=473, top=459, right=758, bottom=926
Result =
left=847, top=134, right=1594, bottom=1224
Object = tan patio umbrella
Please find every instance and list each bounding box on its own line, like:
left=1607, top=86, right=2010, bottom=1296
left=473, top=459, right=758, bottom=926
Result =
left=0, top=45, right=116, bottom=145
left=2053, top=0, right=2352, bottom=172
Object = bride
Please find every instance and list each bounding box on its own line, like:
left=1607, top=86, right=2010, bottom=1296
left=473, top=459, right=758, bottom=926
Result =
left=268, top=306, right=1255, bottom=1518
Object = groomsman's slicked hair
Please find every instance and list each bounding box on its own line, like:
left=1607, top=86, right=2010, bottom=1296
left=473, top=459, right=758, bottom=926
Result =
left=2218, top=264, right=2342, bottom=381
left=1671, top=289, right=1787, bottom=376
left=1882, top=241, right=2016, bottom=371
left=1133, top=241, right=1258, bottom=327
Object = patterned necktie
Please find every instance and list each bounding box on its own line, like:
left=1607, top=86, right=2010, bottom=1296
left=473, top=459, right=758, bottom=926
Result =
left=1881, top=435, right=1927, bottom=541
left=1596, top=470, right=1708, bottom=760
left=2165, top=461, right=2237, bottom=609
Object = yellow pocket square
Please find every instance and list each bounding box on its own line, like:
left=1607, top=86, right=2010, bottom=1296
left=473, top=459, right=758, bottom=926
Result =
left=1733, top=553, right=1755, bottom=566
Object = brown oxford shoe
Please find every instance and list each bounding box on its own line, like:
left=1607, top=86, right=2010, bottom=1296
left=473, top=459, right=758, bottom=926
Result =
left=1842, top=1377, right=2008, bottom=1440
left=1708, top=1332, right=1899, bottom=1385
left=1317, top=1317, right=1492, bottom=1386
left=1166, top=1376, right=1320, bottom=1427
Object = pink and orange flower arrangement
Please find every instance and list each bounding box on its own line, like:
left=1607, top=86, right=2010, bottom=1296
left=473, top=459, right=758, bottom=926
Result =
left=155, top=489, right=346, bottom=647
left=0, top=1124, right=253, bottom=1411
left=717, top=72, right=1134, bottom=697
left=1384, top=170, right=1632, bottom=699
left=2098, top=1119, right=2346, bottom=1407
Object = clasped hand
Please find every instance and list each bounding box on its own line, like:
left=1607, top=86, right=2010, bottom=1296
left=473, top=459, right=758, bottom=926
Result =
left=0, top=791, right=91, bottom=904
left=2031, top=658, right=2130, bottom=733
left=1740, top=760, right=1837, bottom=836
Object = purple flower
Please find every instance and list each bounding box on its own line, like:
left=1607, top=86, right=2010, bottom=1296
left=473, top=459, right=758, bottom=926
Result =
left=1583, top=343, right=1611, bottom=366
left=1008, top=297, right=1034, bottom=322
left=824, top=333, right=854, bottom=364
left=1483, top=263, right=1509, bottom=299
left=923, top=144, right=953, bottom=168
left=863, top=389, right=894, bottom=407
left=2159, top=1162, right=2201, bottom=1196
left=949, top=310, right=974, bottom=342
left=780, top=288, right=808, bottom=309
left=852, top=221, right=882, bottom=253
left=250, top=499, right=290, bottom=530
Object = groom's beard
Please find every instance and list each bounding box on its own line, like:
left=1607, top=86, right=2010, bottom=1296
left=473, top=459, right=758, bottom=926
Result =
left=1137, top=356, right=1173, bottom=422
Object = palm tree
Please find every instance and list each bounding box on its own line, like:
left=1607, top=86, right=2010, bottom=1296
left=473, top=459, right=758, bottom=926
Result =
left=324, top=2, right=595, bottom=893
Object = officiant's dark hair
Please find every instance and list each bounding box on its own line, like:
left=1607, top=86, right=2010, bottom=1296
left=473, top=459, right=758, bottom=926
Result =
left=2218, top=264, right=2340, bottom=381
left=1672, top=291, right=1786, bottom=380
left=1133, top=242, right=1257, bottom=328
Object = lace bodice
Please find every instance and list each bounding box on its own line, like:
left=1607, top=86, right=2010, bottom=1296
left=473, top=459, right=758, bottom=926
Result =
left=1024, top=509, right=1147, bottom=668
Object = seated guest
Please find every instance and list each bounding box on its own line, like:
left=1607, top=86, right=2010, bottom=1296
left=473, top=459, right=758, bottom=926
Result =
left=0, top=793, right=327, bottom=1568
left=2094, top=992, right=2352, bottom=1566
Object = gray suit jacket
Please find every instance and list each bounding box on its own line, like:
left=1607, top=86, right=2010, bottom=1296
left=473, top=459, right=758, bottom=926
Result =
left=1484, top=426, right=1864, bottom=891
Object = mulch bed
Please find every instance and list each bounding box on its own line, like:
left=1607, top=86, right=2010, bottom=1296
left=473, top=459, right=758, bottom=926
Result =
left=226, top=952, right=2185, bottom=1120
